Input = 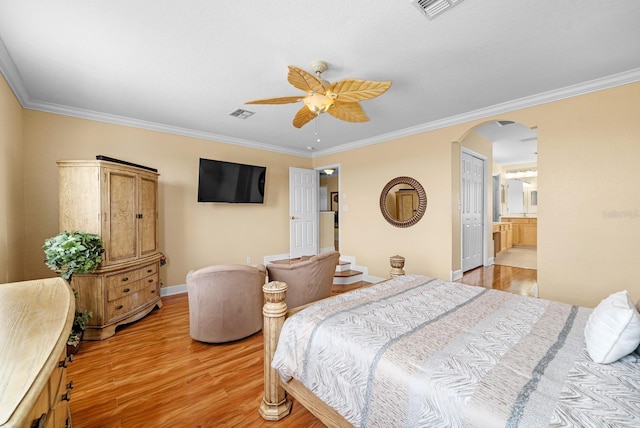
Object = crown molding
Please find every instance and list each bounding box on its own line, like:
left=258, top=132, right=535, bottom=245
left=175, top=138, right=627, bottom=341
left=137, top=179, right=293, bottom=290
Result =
left=312, top=67, right=640, bottom=158
left=24, top=98, right=311, bottom=157
left=0, top=37, right=29, bottom=107
left=2, top=32, right=638, bottom=160
left=0, top=39, right=309, bottom=157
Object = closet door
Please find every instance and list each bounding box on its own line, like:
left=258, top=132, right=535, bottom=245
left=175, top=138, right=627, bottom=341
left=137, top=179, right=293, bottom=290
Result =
left=462, top=152, right=485, bottom=272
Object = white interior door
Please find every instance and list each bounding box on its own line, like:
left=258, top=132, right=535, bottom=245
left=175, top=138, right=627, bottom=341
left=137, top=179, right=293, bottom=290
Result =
left=289, top=167, right=318, bottom=258
left=462, top=151, right=485, bottom=272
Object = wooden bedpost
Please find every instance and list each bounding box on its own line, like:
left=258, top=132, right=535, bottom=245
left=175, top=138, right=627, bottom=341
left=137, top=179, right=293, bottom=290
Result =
left=390, top=254, right=406, bottom=277
left=259, top=280, right=293, bottom=420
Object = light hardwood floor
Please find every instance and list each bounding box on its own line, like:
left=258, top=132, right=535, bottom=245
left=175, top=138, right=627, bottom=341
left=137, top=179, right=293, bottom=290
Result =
left=67, top=267, right=536, bottom=427
left=457, top=263, right=537, bottom=297
left=494, top=246, right=537, bottom=270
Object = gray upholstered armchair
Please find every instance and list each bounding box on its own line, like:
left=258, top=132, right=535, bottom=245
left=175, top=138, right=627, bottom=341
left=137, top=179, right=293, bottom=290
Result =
left=266, top=251, right=340, bottom=309
left=186, top=264, right=266, bottom=343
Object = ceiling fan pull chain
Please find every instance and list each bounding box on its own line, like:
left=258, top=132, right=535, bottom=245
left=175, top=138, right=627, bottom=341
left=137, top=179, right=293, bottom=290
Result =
left=315, top=116, right=321, bottom=143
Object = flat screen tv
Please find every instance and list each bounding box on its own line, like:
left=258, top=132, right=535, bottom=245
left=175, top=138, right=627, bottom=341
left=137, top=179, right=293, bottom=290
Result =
left=197, top=158, right=266, bottom=203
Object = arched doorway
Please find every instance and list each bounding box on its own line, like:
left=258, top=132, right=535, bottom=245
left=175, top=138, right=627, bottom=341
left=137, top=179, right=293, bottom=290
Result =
left=473, top=120, right=537, bottom=270
left=453, top=120, right=538, bottom=295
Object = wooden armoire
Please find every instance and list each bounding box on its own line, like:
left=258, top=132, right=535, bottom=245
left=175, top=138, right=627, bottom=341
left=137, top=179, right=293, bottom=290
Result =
left=57, top=158, right=163, bottom=340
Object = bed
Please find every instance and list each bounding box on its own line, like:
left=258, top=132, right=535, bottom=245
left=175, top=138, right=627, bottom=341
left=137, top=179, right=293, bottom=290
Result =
left=259, top=274, right=640, bottom=427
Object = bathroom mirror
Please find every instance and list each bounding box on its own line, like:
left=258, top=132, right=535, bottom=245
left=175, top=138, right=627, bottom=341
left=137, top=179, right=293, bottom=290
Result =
left=379, top=176, right=427, bottom=228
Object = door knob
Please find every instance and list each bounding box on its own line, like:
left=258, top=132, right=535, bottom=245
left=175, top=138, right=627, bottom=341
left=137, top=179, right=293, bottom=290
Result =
left=291, top=216, right=296, bottom=220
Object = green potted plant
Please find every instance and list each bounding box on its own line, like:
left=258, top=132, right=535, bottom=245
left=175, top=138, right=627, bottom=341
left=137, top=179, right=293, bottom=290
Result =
left=43, top=230, right=105, bottom=280
left=43, top=230, right=104, bottom=354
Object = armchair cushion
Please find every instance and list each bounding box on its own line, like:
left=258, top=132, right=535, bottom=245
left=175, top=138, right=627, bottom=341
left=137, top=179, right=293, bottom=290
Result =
left=266, top=251, right=340, bottom=309
left=187, top=264, right=266, bottom=343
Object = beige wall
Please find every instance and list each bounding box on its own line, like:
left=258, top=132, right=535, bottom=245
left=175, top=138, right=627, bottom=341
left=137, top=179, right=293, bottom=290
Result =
left=315, top=82, right=640, bottom=308
left=312, top=126, right=493, bottom=281
left=319, top=211, right=336, bottom=250
left=314, top=129, right=456, bottom=281
left=3, top=65, right=639, bottom=307
left=21, top=110, right=311, bottom=287
left=0, top=74, right=25, bottom=283
left=535, top=83, right=640, bottom=307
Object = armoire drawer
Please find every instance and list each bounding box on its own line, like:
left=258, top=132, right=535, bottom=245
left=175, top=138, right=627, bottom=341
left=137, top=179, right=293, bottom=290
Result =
left=107, top=283, right=159, bottom=320
left=107, top=273, right=159, bottom=302
left=106, top=262, right=157, bottom=290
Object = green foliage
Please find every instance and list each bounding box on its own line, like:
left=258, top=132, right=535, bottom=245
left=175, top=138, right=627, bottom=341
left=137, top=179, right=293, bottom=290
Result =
left=73, top=309, right=93, bottom=331
left=67, top=332, right=81, bottom=347
left=43, top=231, right=104, bottom=280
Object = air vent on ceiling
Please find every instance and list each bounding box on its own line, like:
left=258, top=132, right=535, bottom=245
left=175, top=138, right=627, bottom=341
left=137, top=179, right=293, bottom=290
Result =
left=410, top=0, right=465, bottom=20
left=229, top=108, right=255, bottom=119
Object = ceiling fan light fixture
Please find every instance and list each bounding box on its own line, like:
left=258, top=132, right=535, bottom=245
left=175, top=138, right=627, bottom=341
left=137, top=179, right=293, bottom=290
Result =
left=304, top=92, right=335, bottom=113
left=323, top=168, right=335, bottom=175
left=245, top=62, right=391, bottom=129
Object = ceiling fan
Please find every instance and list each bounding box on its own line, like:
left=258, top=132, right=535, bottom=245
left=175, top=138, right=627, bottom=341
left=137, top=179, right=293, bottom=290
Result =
left=246, top=61, right=392, bottom=129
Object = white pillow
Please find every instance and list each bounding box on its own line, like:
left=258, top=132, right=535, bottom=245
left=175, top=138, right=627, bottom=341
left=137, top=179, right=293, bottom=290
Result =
left=584, top=291, right=640, bottom=364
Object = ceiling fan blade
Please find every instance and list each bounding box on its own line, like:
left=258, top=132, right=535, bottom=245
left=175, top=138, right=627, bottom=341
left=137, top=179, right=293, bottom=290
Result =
left=287, top=66, right=325, bottom=94
left=245, top=96, right=303, bottom=105
left=329, top=79, right=392, bottom=102
left=292, top=106, right=318, bottom=128
left=327, top=101, right=369, bottom=123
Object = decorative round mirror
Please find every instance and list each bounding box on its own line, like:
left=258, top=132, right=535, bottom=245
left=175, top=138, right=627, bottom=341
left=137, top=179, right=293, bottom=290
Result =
left=379, top=176, right=427, bottom=228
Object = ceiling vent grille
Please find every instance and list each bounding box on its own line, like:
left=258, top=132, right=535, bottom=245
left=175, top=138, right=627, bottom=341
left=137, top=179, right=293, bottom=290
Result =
left=229, top=108, right=255, bottom=119
left=410, top=0, right=465, bottom=20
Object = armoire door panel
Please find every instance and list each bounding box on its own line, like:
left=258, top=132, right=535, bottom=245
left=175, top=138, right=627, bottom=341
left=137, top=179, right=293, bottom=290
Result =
left=139, top=175, right=158, bottom=257
left=106, top=170, right=138, bottom=263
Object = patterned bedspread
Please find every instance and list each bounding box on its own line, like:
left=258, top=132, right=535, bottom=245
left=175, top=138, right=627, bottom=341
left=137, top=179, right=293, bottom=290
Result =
left=272, top=275, right=640, bottom=427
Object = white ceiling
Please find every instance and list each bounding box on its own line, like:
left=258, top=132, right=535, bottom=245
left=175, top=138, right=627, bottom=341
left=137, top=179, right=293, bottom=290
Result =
left=0, top=1, right=639, bottom=158
left=474, top=121, right=538, bottom=166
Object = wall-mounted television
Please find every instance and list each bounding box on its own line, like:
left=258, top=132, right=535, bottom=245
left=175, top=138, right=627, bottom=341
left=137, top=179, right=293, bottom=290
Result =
left=197, top=158, right=266, bottom=203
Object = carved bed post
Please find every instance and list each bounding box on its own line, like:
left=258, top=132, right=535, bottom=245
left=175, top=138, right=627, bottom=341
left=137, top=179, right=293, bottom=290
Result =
left=259, top=281, right=293, bottom=420
left=390, top=254, right=406, bottom=277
